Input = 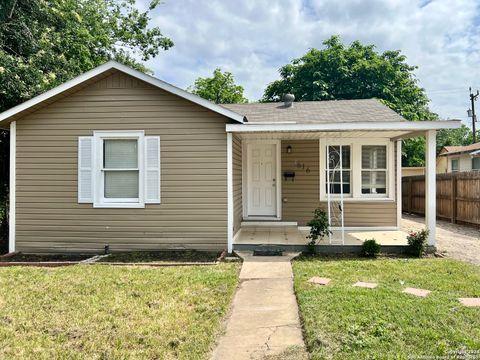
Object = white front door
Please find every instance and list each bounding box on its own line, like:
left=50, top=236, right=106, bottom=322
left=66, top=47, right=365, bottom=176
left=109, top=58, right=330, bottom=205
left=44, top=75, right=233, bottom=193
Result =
left=247, top=143, right=277, bottom=216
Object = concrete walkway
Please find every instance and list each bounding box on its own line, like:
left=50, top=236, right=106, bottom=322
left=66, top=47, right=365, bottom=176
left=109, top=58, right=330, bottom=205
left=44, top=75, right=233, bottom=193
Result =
left=211, top=252, right=307, bottom=360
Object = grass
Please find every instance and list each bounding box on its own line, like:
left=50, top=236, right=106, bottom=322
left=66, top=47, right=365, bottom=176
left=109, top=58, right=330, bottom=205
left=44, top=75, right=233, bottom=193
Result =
left=100, top=250, right=221, bottom=263
left=293, top=256, right=480, bottom=360
left=0, top=263, right=239, bottom=359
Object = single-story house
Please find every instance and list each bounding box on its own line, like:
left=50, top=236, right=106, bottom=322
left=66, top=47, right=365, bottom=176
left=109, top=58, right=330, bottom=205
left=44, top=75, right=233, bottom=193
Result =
left=438, top=143, right=480, bottom=173
left=0, top=61, right=460, bottom=254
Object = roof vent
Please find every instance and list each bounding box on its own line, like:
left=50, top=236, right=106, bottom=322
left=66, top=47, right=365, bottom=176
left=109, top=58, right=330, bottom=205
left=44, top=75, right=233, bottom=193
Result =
left=283, top=93, right=295, bottom=107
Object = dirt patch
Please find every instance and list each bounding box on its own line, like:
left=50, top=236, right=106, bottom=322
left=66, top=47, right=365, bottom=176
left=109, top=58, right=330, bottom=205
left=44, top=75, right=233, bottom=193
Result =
left=98, top=250, right=221, bottom=264
left=0, top=253, right=92, bottom=263
left=402, top=214, right=480, bottom=265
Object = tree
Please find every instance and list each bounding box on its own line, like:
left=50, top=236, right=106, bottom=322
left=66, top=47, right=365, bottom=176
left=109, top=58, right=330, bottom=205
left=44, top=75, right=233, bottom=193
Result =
left=262, top=36, right=441, bottom=166
left=0, top=0, right=172, bottom=251
left=190, top=68, right=248, bottom=104
left=436, top=124, right=475, bottom=153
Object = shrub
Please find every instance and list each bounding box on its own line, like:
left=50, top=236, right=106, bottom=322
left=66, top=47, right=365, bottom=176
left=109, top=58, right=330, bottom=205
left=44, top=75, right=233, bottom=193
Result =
left=306, top=208, right=332, bottom=253
left=361, top=239, right=381, bottom=257
left=406, top=229, right=429, bottom=257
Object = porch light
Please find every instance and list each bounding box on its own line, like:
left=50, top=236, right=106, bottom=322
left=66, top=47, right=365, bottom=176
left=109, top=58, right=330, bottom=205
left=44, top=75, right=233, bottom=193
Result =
left=287, top=145, right=292, bottom=153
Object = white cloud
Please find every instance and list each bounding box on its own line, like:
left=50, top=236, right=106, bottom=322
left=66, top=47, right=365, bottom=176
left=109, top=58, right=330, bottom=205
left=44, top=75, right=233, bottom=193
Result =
left=142, top=0, right=480, bottom=125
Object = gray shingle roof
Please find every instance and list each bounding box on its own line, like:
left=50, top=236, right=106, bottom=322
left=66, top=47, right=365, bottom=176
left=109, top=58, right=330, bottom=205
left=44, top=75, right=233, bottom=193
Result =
left=222, top=98, right=406, bottom=123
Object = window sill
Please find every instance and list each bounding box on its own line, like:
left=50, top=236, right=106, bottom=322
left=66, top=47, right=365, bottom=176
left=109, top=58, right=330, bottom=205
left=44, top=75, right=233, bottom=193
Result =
left=93, top=203, right=145, bottom=209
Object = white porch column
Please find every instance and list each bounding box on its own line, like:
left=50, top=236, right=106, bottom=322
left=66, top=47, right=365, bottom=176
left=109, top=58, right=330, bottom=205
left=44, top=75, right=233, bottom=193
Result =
left=396, top=140, right=402, bottom=228
left=227, top=132, right=233, bottom=253
left=9, top=121, right=16, bottom=253
left=425, top=130, right=436, bottom=247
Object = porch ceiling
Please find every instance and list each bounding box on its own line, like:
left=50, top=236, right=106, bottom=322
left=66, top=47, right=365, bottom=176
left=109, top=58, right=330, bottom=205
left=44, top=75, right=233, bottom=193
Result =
left=235, top=130, right=413, bottom=140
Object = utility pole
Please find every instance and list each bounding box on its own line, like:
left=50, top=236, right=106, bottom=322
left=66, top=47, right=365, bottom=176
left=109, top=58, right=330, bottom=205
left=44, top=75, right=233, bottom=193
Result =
left=468, top=88, right=479, bottom=143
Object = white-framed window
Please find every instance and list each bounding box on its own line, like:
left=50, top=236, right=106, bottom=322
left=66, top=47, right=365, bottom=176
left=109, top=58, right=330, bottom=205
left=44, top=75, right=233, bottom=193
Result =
left=319, top=139, right=394, bottom=201
left=472, top=157, right=480, bottom=171
left=325, top=145, right=351, bottom=196
left=451, top=158, right=459, bottom=172
left=361, top=145, right=387, bottom=195
left=78, top=131, right=160, bottom=208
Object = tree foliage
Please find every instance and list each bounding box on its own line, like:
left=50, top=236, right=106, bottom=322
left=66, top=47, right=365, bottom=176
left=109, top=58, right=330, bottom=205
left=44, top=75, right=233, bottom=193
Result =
left=0, top=0, right=173, bottom=112
left=0, top=0, right=172, bottom=251
left=190, top=68, right=248, bottom=104
left=262, top=36, right=455, bottom=166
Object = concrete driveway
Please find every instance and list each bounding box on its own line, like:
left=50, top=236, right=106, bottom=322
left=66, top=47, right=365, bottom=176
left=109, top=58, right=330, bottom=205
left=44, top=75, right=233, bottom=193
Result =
left=402, top=214, right=480, bottom=265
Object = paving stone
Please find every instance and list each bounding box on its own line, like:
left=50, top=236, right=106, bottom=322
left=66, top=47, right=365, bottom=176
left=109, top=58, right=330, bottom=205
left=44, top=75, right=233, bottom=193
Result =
left=353, top=281, right=377, bottom=289
left=403, top=287, right=431, bottom=297
left=308, top=277, right=331, bottom=286
left=458, top=298, right=480, bottom=307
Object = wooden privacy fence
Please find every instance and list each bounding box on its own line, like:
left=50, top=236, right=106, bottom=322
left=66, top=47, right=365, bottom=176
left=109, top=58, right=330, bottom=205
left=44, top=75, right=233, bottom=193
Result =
left=402, top=172, right=480, bottom=227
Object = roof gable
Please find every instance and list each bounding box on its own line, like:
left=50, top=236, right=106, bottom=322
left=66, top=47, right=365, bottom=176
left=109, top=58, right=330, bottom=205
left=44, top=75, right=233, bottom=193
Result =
left=0, top=61, right=245, bottom=124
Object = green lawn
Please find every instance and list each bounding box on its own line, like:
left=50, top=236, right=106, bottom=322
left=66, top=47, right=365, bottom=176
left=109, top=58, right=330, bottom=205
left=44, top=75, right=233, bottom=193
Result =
left=293, top=257, right=480, bottom=360
left=0, top=263, right=239, bottom=359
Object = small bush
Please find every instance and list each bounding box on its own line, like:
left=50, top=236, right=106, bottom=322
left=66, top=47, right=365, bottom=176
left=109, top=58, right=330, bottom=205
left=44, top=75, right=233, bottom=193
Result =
left=361, top=239, right=381, bottom=257
left=406, top=229, right=429, bottom=257
left=306, top=208, right=332, bottom=254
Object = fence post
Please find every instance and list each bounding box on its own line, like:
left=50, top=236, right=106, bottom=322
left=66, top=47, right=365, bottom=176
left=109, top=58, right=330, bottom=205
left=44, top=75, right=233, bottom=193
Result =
left=451, top=173, right=457, bottom=224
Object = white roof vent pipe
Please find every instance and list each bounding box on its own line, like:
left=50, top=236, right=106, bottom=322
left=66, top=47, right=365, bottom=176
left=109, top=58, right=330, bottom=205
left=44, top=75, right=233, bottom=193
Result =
left=283, top=93, right=295, bottom=107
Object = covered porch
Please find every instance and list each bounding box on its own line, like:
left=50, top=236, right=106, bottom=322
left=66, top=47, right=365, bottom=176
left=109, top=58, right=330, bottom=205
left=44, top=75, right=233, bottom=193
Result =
left=235, top=223, right=408, bottom=250
left=224, top=109, right=461, bottom=253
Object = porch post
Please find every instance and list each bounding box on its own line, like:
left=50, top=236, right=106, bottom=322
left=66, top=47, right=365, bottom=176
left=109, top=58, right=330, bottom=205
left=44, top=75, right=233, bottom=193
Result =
left=396, top=140, right=402, bottom=228
left=425, top=130, right=436, bottom=247
left=227, top=132, right=233, bottom=253
left=9, top=121, right=16, bottom=253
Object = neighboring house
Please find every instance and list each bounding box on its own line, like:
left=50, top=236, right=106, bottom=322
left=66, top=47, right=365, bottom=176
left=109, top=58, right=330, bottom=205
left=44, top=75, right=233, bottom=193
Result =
left=402, top=167, right=425, bottom=177
left=438, top=143, right=480, bottom=173
left=0, top=61, right=460, bottom=253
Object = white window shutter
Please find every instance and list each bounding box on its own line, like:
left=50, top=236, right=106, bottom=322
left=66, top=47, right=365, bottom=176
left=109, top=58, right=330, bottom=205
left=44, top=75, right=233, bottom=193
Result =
left=78, top=136, right=94, bottom=203
left=144, top=136, right=161, bottom=204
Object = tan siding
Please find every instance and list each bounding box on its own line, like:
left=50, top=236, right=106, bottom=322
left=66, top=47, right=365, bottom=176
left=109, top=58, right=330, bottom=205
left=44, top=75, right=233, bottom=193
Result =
left=280, top=140, right=397, bottom=226
left=232, top=135, right=243, bottom=234
left=15, top=71, right=229, bottom=253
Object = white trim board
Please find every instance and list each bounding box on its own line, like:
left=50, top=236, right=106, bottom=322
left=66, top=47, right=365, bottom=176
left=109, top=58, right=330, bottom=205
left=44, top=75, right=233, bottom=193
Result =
left=226, top=120, right=461, bottom=133
left=227, top=133, right=234, bottom=254
left=0, top=61, right=245, bottom=124
left=9, top=121, right=16, bottom=252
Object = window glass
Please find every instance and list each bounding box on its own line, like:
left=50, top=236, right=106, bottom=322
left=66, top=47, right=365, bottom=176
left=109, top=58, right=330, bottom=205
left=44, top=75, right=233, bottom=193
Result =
left=105, top=171, right=139, bottom=198
left=451, top=159, right=459, bottom=172
left=104, top=139, right=138, bottom=168
left=361, top=145, right=387, bottom=195
left=472, top=157, right=480, bottom=170
left=326, top=145, right=351, bottom=195
left=103, top=139, right=139, bottom=199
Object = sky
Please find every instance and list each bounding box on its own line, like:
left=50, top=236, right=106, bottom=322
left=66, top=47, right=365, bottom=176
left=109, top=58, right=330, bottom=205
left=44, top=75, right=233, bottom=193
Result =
left=138, top=0, right=480, bottom=125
